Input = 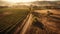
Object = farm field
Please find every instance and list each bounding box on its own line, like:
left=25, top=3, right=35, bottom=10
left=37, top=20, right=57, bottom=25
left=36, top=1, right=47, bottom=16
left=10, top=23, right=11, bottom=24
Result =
left=25, top=9, right=60, bottom=34
left=0, top=8, right=29, bottom=34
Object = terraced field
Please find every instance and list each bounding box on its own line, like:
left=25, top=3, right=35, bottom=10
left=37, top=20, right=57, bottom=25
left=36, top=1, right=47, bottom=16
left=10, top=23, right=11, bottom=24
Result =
left=0, top=8, right=29, bottom=34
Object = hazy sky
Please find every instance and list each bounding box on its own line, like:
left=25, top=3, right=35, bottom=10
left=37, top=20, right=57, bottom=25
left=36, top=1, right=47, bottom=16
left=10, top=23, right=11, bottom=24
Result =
left=0, top=0, right=60, bottom=1
left=0, top=0, right=60, bottom=6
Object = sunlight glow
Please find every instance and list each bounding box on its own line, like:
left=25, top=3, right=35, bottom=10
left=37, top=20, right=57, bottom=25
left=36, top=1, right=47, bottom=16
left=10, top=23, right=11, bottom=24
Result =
left=3, top=0, right=37, bottom=3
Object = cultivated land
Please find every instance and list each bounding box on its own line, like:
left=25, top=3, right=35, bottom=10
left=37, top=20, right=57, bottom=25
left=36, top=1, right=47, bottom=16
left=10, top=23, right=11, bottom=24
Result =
left=25, top=9, right=60, bottom=34
left=0, top=3, right=60, bottom=34
left=0, top=8, right=29, bottom=34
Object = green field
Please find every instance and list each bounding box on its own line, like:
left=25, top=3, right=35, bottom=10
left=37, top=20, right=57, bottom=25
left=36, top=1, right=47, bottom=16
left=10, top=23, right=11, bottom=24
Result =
left=0, top=8, right=29, bottom=33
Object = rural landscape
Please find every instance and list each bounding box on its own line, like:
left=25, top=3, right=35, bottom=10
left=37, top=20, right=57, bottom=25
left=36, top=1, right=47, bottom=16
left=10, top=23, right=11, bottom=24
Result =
left=0, top=0, right=60, bottom=34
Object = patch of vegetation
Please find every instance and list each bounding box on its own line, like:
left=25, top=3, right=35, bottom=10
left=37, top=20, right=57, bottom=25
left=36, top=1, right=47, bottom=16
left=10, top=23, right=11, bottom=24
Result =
left=0, top=8, right=29, bottom=33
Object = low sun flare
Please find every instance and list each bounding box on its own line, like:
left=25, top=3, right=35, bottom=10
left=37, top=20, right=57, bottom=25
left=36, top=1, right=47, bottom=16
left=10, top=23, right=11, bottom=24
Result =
left=3, top=0, right=37, bottom=3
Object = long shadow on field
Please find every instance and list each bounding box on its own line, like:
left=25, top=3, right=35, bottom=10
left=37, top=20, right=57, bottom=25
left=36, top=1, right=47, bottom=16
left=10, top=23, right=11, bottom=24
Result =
left=32, top=18, right=44, bottom=30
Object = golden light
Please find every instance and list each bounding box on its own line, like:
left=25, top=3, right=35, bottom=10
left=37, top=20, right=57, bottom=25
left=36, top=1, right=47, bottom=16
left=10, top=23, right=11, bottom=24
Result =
left=3, top=0, right=37, bottom=3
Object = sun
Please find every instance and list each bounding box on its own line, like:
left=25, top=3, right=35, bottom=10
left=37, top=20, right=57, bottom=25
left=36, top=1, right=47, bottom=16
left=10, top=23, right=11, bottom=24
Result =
left=3, top=0, right=37, bottom=3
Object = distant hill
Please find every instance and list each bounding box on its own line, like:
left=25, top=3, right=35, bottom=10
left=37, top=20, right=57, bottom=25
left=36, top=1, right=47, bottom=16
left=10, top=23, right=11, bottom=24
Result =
left=32, top=1, right=60, bottom=6
left=0, top=1, right=60, bottom=9
left=30, top=1, right=60, bottom=9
